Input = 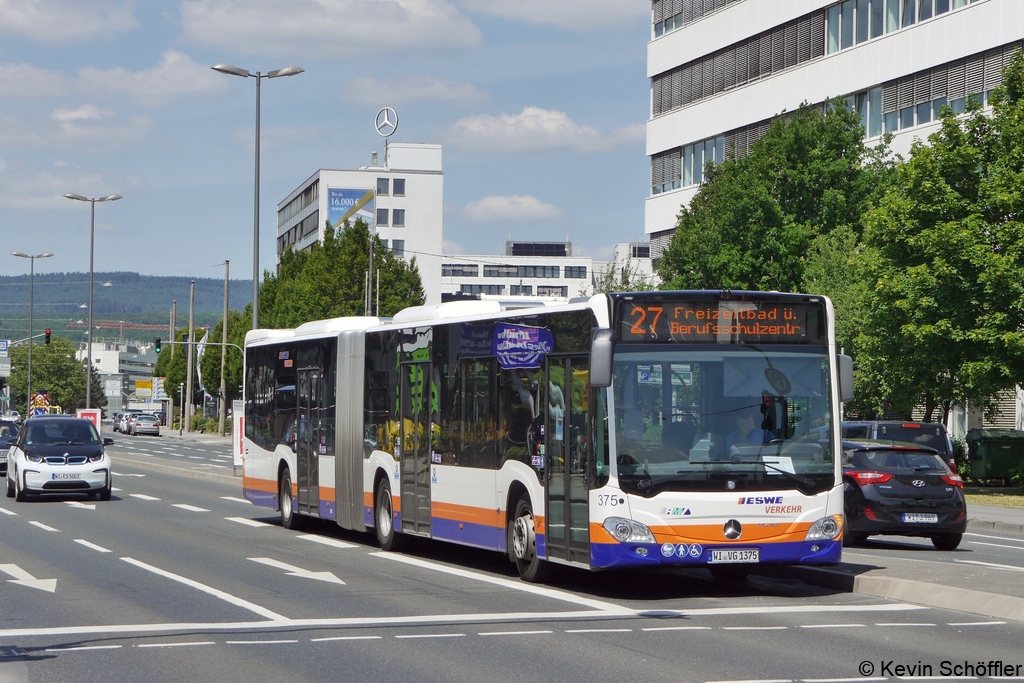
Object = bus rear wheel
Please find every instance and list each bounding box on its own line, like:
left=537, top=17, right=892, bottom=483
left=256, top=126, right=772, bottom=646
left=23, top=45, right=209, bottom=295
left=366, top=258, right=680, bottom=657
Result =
left=375, top=479, right=405, bottom=551
left=279, top=469, right=301, bottom=530
left=509, top=496, right=549, bottom=583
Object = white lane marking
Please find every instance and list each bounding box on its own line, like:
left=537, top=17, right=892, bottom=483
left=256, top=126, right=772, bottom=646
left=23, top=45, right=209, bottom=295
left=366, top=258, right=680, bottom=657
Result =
left=799, top=624, right=865, bottom=629
left=722, top=626, right=788, bottom=631
left=187, top=456, right=205, bottom=460
left=29, top=521, right=59, bottom=532
left=173, top=504, right=210, bottom=512
left=875, top=623, right=935, bottom=627
left=120, top=557, right=287, bottom=621
left=112, top=472, right=145, bottom=477
left=478, top=630, right=553, bottom=636
left=0, top=564, right=57, bottom=592
left=74, top=539, right=111, bottom=553
left=0, top=507, right=17, bottom=516
left=65, top=501, right=95, bottom=510
left=395, top=633, right=465, bottom=639
left=137, top=641, right=215, bottom=649
left=969, top=541, right=1024, bottom=551
left=565, top=628, right=631, bottom=633
left=221, top=497, right=253, bottom=504
left=371, top=552, right=629, bottom=613
left=45, top=645, right=122, bottom=652
left=0, top=604, right=928, bottom=640
left=801, top=678, right=888, bottom=682
left=129, top=494, right=161, bottom=501
left=311, top=635, right=383, bottom=642
left=955, top=559, right=1024, bottom=572
left=642, top=626, right=713, bottom=631
left=894, top=678, right=978, bottom=681
left=296, top=534, right=357, bottom=549
left=248, top=557, right=345, bottom=585
left=707, top=679, right=791, bottom=683
left=226, top=517, right=271, bottom=528
left=947, top=621, right=1007, bottom=626
left=112, top=487, right=122, bottom=492
left=962, top=532, right=1024, bottom=544
left=225, top=639, right=298, bottom=645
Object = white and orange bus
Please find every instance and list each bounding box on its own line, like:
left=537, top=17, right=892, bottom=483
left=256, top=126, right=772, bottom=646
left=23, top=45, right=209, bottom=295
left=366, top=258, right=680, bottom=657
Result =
left=242, top=290, right=852, bottom=581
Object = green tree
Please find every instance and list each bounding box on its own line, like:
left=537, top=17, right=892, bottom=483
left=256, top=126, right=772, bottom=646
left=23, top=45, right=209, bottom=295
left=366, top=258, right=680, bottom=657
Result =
left=198, top=309, right=247, bottom=404
left=6, top=338, right=103, bottom=414
left=153, top=328, right=201, bottom=409
left=589, top=257, right=656, bottom=295
left=857, top=51, right=1024, bottom=422
left=260, top=218, right=424, bottom=328
left=658, top=100, right=893, bottom=292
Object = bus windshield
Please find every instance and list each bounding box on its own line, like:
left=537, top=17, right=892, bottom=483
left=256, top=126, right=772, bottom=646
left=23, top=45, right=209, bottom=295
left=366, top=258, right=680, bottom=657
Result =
left=611, top=345, right=834, bottom=496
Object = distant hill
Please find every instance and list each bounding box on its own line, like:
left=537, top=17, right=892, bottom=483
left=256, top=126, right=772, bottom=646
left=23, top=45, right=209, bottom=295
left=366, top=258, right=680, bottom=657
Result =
left=0, top=271, right=253, bottom=343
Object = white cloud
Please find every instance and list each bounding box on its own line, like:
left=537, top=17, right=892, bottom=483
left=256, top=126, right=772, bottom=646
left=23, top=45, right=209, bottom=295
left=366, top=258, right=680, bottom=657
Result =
left=0, top=62, right=68, bottom=97
left=0, top=160, right=137, bottom=210
left=458, top=0, right=646, bottom=30
left=52, top=104, right=114, bottom=122
left=464, top=195, right=568, bottom=223
left=444, top=107, right=643, bottom=153
left=78, top=51, right=227, bottom=106
left=345, top=77, right=485, bottom=108
left=0, top=0, right=136, bottom=43
left=181, top=0, right=481, bottom=58
left=441, top=238, right=468, bottom=254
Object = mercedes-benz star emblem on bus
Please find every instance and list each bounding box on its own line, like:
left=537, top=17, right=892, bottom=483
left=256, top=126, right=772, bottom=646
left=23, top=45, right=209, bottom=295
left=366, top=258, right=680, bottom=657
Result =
left=724, top=519, right=743, bottom=540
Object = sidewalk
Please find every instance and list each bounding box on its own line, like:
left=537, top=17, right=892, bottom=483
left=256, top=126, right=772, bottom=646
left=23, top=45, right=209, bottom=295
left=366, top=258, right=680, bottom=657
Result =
left=158, top=427, right=233, bottom=446
left=968, top=503, right=1024, bottom=532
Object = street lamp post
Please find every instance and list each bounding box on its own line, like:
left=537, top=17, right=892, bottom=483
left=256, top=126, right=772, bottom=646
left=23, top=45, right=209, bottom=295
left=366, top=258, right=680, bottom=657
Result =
left=212, top=62, right=304, bottom=330
left=11, top=251, right=53, bottom=417
left=64, top=192, right=122, bottom=409
left=178, top=383, right=185, bottom=436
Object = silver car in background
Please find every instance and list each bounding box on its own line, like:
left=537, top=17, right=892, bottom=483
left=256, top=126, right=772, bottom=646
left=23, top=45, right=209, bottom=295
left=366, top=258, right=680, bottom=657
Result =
left=131, top=414, right=160, bottom=436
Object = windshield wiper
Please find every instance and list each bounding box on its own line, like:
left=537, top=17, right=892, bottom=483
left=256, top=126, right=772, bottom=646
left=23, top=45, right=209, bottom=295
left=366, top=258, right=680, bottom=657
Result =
left=757, top=460, right=817, bottom=494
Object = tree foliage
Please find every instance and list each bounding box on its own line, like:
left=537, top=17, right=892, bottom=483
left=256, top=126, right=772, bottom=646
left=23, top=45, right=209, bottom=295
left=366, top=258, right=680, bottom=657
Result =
left=658, top=100, right=892, bottom=292
left=198, top=309, right=247, bottom=403
left=857, top=51, right=1024, bottom=422
left=6, top=337, right=104, bottom=414
left=153, top=329, right=201, bottom=407
left=259, top=219, right=424, bottom=329
left=590, top=258, right=657, bottom=295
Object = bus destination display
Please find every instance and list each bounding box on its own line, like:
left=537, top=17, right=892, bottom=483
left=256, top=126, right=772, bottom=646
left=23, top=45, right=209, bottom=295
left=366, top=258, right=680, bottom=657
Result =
left=617, top=298, right=824, bottom=344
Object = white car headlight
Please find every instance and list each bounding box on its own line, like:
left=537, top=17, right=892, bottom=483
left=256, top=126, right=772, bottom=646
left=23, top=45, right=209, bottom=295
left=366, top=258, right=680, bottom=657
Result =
left=25, top=452, right=42, bottom=463
left=602, top=517, right=656, bottom=544
left=805, top=515, right=843, bottom=541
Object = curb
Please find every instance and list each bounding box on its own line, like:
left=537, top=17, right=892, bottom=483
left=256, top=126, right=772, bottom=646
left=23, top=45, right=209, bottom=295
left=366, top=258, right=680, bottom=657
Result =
left=109, top=455, right=239, bottom=486
left=967, top=518, right=1024, bottom=533
left=755, top=564, right=1024, bottom=623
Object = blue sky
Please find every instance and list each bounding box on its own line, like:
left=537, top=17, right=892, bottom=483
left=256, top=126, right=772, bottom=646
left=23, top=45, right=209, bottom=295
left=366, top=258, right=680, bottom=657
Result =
left=0, top=0, right=651, bottom=285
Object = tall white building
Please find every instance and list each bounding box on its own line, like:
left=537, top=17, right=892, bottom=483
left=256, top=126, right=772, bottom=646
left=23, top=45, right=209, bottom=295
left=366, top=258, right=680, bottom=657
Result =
left=440, top=242, right=593, bottom=301
left=276, top=142, right=444, bottom=305
left=645, top=0, right=1024, bottom=254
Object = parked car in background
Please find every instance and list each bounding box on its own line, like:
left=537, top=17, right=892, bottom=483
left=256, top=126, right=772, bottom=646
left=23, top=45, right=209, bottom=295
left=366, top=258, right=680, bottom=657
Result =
left=0, top=419, right=19, bottom=478
left=7, top=411, right=22, bottom=424
left=6, top=416, right=113, bottom=501
left=131, top=414, right=160, bottom=436
left=842, top=440, right=966, bottom=550
left=842, top=421, right=954, bottom=465
left=154, top=411, right=167, bottom=426
left=119, top=410, right=143, bottom=434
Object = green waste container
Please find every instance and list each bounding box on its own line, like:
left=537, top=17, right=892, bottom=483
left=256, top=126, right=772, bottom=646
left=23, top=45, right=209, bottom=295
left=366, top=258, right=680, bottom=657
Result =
left=966, top=428, right=1024, bottom=482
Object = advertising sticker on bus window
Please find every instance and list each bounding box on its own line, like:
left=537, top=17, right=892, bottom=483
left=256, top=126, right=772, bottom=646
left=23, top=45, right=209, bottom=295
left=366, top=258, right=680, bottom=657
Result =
left=493, top=323, right=553, bottom=369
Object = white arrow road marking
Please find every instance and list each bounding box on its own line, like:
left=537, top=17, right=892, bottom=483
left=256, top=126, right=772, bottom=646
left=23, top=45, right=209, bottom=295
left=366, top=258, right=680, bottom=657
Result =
left=129, top=494, right=161, bottom=501
left=29, top=521, right=59, bottom=532
left=226, top=517, right=271, bottom=528
left=65, top=501, right=95, bottom=510
left=248, top=557, right=346, bottom=585
left=296, top=534, right=357, bottom=549
left=0, top=564, right=58, bottom=593
left=173, top=504, right=210, bottom=512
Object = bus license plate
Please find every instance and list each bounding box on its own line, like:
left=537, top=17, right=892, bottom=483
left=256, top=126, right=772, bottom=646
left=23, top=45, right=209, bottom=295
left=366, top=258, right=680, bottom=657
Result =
left=709, top=549, right=759, bottom=564
left=903, top=513, right=938, bottom=523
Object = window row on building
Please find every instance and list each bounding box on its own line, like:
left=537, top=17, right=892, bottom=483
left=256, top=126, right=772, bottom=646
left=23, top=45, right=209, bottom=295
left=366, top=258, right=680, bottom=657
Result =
left=376, top=177, right=406, bottom=197
left=442, top=264, right=586, bottom=279
left=458, top=284, right=570, bottom=297
left=376, top=208, right=406, bottom=227
left=827, top=0, right=980, bottom=56
left=278, top=180, right=319, bottom=227
left=651, top=134, right=726, bottom=194
left=652, top=0, right=741, bottom=38
left=652, top=10, right=825, bottom=117
left=277, top=210, right=321, bottom=254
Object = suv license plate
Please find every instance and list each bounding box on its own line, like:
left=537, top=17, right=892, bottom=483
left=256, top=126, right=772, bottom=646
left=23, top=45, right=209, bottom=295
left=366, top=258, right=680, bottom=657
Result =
left=903, top=513, right=938, bottom=523
left=709, top=549, right=759, bottom=564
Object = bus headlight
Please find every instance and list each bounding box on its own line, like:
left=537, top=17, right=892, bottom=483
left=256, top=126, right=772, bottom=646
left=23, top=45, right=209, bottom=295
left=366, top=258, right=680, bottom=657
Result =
left=603, top=517, right=655, bottom=544
left=805, top=515, right=842, bottom=541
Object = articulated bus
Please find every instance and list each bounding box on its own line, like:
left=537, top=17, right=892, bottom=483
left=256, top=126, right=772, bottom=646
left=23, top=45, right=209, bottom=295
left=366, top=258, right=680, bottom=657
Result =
left=242, top=291, right=854, bottom=581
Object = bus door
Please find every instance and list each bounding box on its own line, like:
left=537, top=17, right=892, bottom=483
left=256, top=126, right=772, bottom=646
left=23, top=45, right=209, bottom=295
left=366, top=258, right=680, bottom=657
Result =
left=400, top=361, right=432, bottom=535
left=296, top=368, right=320, bottom=516
left=545, top=355, right=591, bottom=564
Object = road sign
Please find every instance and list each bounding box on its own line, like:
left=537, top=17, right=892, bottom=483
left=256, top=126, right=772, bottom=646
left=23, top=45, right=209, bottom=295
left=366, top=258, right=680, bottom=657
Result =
left=0, top=339, right=9, bottom=355
left=136, top=379, right=153, bottom=398
left=0, top=359, right=10, bottom=378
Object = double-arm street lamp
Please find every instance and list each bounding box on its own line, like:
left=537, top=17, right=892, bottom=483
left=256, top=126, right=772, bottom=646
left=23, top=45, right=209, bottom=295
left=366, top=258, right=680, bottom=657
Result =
left=212, top=62, right=304, bottom=330
left=12, top=251, right=53, bottom=416
left=64, top=192, right=122, bottom=409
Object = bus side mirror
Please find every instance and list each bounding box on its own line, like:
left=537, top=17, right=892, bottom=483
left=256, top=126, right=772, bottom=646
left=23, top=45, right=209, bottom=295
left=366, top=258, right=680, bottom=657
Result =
left=590, top=328, right=613, bottom=388
left=838, top=354, right=854, bottom=403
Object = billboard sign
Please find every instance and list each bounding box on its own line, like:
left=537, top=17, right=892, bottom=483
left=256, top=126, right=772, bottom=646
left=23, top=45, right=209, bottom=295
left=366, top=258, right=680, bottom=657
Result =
left=135, top=379, right=153, bottom=398
left=105, top=379, right=121, bottom=397
left=327, top=188, right=375, bottom=231
left=76, top=409, right=101, bottom=429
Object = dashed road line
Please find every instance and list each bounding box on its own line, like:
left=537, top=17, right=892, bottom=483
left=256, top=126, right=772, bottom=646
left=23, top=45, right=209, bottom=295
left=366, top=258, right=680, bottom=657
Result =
left=565, top=628, right=631, bottom=633
left=799, top=624, right=865, bottom=629
left=395, top=633, right=465, bottom=639
left=875, top=622, right=935, bottom=627
left=225, top=639, right=298, bottom=645
left=955, top=559, right=1024, bottom=572
left=0, top=508, right=18, bottom=516
left=296, top=534, right=357, bottom=549
left=969, top=541, right=1024, bottom=551
left=173, top=504, right=210, bottom=512
left=947, top=621, right=1007, bottom=626
left=129, top=494, right=161, bottom=501
left=74, top=539, right=111, bottom=553
left=221, top=497, right=252, bottom=504
left=642, top=626, right=713, bottom=631
left=722, top=626, right=788, bottom=631
left=137, top=641, right=215, bottom=649
left=45, top=645, right=122, bottom=652
left=226, top=517, right=272, bottom=528
left=311, top=635, right=382, bottom=642
left=478, top=630, right=552, bottom=636
left=29, top=521, right=59, bottom=532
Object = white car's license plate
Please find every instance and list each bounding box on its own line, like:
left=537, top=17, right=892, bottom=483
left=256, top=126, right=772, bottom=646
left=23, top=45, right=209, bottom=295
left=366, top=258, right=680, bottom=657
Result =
left=709, top=549, right=759, bottom=564
left=52, top=473, right=81, bottom=480
left=903, top=513, right=938, bottom=523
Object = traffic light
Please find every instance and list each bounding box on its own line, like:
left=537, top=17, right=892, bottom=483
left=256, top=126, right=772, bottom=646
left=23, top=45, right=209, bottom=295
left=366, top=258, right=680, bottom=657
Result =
left=44, top=329, right=51, bottom=345
left=155, top=338, right=162, bottom=353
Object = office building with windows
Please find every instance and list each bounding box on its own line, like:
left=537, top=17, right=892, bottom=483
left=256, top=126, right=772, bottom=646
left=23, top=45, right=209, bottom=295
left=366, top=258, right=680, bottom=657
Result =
left=645, top=0, right=1024, bottom=254
left=440, top=241, right=594, bottom=301
left=276, top=142, right=443, bottom=305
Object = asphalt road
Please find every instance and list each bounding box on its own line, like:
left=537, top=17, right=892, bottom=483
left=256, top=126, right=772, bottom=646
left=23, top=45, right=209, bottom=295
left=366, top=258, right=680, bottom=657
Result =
left=1, top=433, right=1022, bottom=682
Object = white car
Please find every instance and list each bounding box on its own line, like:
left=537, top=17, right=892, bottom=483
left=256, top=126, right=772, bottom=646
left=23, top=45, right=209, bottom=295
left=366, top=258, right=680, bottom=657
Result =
left=6, top=417, right=113, bottom=501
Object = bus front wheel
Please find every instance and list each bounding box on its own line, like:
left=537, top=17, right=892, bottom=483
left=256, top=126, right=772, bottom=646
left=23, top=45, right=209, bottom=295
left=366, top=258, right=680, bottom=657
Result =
left=375, top=479, right=405, bottom=551
left=509, top=496, right=549, bottom=583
